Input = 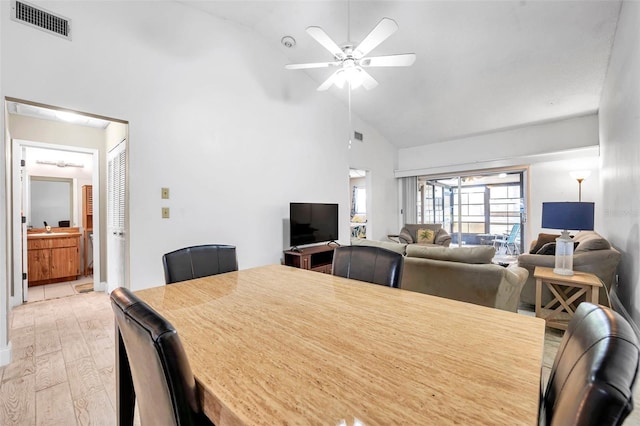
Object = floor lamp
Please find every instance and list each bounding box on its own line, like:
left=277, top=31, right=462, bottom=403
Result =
left=541, top=202, right=594, bottom=275
left=570, top=171, right=591, bottom=202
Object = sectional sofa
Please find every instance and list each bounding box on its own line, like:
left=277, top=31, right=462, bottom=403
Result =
left=351, top=238, right=528, bottom=312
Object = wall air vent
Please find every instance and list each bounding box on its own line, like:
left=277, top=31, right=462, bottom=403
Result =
left=354, top=131, right=364, bottom=142
left=11, top=0, right=71, bottom=40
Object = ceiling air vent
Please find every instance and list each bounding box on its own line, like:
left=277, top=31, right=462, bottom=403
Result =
left=11, top=0, right=71, bottom=40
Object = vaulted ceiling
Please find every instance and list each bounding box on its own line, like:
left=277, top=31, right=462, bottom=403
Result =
left=181, top=0, right=621, bottom=148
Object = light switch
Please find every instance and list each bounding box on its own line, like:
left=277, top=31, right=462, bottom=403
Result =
left=162, top=207, right=170, bottom=218
left=161, top=187, right=170, bottom=199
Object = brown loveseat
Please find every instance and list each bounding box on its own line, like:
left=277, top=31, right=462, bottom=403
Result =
left=351, top=238, right=528, bottom=312
left=516, top=231, right=620, bottom=307
left=388, top=223, right=452, bottom=247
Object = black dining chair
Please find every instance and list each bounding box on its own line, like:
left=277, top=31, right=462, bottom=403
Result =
left=163, top=244, right=238, bottom=284
left=332, top=245, right=404, bottom=288
left=110, top=287, right=213, bottom=426
left=540, top=302, right=640, bottom=426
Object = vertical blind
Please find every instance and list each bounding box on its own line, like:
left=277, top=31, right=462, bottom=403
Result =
left=401, top=176, right=417, bottom=224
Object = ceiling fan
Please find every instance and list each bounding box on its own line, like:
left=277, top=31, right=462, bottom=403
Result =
left=285, top=17, right=416, bottom=91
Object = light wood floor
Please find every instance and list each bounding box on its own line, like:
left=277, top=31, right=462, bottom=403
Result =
left=0, top=291, right=116, bottom=425
left=0, top=292, right=638, bottom=425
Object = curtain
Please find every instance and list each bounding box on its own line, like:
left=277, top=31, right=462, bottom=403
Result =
left=402, top=177, right=418, bottom=224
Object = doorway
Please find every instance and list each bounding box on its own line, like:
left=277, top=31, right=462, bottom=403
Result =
left=349, top=169, right=369, bottom=239
left=6, top=98, right=128, bottom=306
left=12, top=140, right=100, bottom=305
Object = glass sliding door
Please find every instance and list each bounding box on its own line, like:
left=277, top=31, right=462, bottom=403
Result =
left=416, top=170, right=525, bottom=251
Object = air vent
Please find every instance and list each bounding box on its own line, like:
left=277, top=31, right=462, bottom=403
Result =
left=11, top=0, right=71, bottom=40
left=354, top=131, right=364, bottom=142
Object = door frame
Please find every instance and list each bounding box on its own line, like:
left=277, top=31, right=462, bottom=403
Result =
left=11, top=139, right=101, bottom=306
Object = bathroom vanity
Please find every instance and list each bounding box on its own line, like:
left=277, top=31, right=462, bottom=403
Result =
left=27, top=228, right=81, bottom=286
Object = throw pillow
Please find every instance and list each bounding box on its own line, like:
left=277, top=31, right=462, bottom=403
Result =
left=536, top=242, right=556, bottom=255
left=417, top=228, right=436, bottom=244
left=575, top=237, right=611, bottom=252
left=535, top=241, right=580, bottom=255
left=398, top=228, right=413, bottom=244
left=530, top=233, right=560, bottom=254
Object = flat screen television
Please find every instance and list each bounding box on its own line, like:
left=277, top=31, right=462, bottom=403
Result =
left=290, top=202, right=338, bottom=247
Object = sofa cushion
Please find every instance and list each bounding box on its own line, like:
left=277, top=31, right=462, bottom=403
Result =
left=416, top=228, right=436, bottom=244
left=406, top=245, right=495, bottom=264
left=398, top=228, right=413, bottom=244
left=575, top=236, right=611, bottom=252
left=530, top=233, right=560, bottom=254
left=350, top=238, right=407, bottom=255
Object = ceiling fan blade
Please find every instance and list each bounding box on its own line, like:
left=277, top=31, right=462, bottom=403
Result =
left=306, top=26, right=345, bottom=59
left=360, top=53, right=416, bottom=68
left=360, top=69, right=379, bottom=90
left=285, top=61, right=341, bottom=70
left=317, top=70, right=341, bottom=91
left=353, top=18, right=398, bottom=59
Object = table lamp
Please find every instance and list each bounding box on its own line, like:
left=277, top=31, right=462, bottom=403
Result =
left=541, top=202, right=594, bottom=275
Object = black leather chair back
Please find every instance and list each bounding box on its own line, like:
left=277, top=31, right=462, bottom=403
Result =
left=332, top=245, right=403, bottom=288
left=541, top=302, right=640, bottom=426
left=163, top=244, right=237, bottom=284
left=110, top=287, right=211, bottom=426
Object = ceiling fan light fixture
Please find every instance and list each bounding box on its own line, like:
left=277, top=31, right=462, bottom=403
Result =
left=344, top=67, right=364, bottom=89
left=334, top=69, right=363, bottom=90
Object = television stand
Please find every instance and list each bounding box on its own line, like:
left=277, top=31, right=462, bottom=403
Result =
left=283, top=244, right=336, bottom=274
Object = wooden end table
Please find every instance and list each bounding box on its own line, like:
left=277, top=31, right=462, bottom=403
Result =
left=534, top=266, right=602, bottom=330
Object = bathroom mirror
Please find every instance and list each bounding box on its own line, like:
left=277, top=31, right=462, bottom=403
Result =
left=30, top=176, right=73, bottom=228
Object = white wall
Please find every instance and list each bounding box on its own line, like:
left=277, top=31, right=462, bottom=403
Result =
left=397, top=114, right=599, bottom=175
left=0, top=1, right=398, bottom=292
left=527, top=155, right=600, bottom=250
left=599, top=0, right=640, bottom=327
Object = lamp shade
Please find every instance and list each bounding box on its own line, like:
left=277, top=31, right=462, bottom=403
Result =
left=541, top=202, right=594, bottom=231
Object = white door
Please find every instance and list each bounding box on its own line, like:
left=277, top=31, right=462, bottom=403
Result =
left=11, top=143, right=28, bottom=305
left=107, top=140, right=126, bottom=290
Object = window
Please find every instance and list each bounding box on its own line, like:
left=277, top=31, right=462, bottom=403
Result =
left=416, top=171, right=525, bottom=248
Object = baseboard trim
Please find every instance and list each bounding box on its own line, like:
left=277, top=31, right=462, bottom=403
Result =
left=610, top=290, right=640, bottom=342
left=0, top=341, right=12, bottom=367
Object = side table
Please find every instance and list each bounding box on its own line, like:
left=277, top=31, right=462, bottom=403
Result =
left=533, top=266, right=602, bottom=330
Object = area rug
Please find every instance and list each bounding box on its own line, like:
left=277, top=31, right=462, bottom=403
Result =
left=74, top=283, right=94, bottom=294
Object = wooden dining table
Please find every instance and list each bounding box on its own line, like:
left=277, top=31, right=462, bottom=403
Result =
left=129, top=264, right=545, bottom=425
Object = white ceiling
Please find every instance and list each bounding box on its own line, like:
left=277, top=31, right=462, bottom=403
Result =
left=181, top=0, right=621, bottom=148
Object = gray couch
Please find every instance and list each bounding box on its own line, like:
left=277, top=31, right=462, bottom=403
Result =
left=516, top=230, right=620, bottom=307
left=351, top=238, right=528, bottom=312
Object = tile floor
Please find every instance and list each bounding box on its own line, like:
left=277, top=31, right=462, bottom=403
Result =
left=26, top=276, right=95, bottom=303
